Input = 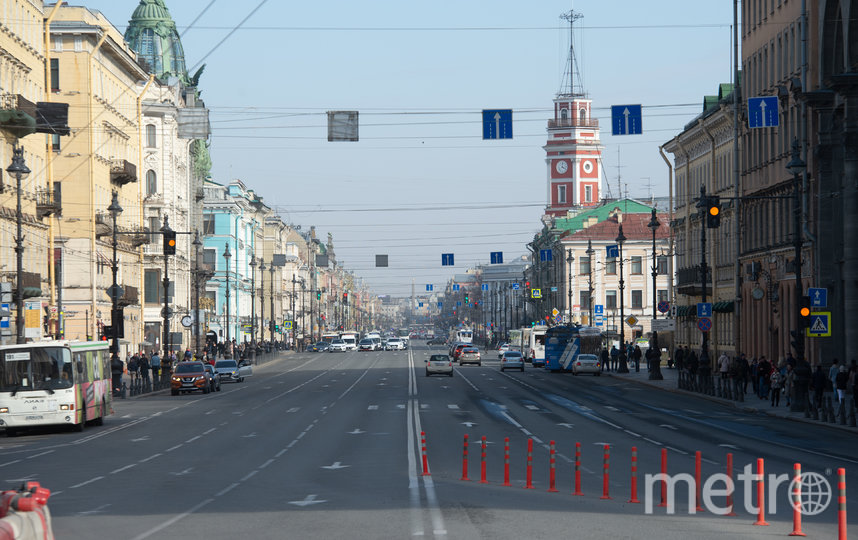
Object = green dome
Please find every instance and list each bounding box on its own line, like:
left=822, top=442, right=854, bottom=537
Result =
left=124, top=0, right=187, bottom=83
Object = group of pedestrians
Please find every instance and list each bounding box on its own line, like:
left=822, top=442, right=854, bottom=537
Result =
left=599, top=342, right=645, bottom=372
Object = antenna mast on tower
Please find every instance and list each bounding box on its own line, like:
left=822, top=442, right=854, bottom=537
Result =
left=559, top=10, right=584, bottom=97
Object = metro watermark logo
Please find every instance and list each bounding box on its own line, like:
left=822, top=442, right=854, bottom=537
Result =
left=644, top=465, right=833, bottom=516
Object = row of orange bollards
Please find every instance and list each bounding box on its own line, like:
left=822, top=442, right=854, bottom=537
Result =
left=453, top=433, right=847, bottom=538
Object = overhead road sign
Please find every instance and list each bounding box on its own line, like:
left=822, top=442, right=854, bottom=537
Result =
left=606, top=245, right=619, bottom=258
left=490, top=251, right=503, bottom=264
left=611, top=104, right=642, bottom=135
left=441, top=253, right=454, bottom=266
left=808, top=287, right=828, bottom=308
left=697, top=317, right=712, bottom=333
left=327, top=111, right=359, bottom=141
left=539, top=249, right=553, bottom=262
left=806, top=312, right=831, bottom=337
left=697, top=302, right=712, bottom=318
left=426, top=284, right=433, bottom=292
left=482, top=284, right=489, bottom=291
left=747, top=96, right=779, bottom=128
left=375, top=254, right=388, bottom=267
left=482, top=109, right=513, bottom=140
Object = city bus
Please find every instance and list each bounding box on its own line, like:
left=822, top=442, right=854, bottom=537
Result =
left=544, top=326, right=603, bottom=372
left=0, top=341, right=112, bottom=436
left=523, top=327, right=547, bottom=367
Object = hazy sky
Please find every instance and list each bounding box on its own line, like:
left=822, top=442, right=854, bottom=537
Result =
left=81, top=0, right=735, bottom=297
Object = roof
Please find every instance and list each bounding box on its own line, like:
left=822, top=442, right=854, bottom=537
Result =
left=563, top=213, right=670, bottom=242
left=552, top=199, right=657, bottom=235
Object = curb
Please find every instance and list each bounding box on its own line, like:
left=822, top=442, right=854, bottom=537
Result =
left=607, top=371, right=858, bottom=434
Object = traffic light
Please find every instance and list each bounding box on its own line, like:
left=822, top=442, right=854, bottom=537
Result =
left=706, top=196, right=721, bottom=228
left=790, top=329, right=803, bottom=354
left=464, top=293, right=469, bottom=305
left=798, top=295, right=811, bottom=329
left=342, top=292, right=348, bottom=305
left=316, top=291, right=321, bottom=300
left=100, top=325, right=111, bottom=341
left=163, top=230, right=177, bottom=255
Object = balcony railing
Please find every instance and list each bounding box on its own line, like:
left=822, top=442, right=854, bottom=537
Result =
left=36, top=188, right=62, bottom=219
left=547, top=118, right=600, bottom=130
left=94, top=212, right=112, bottom=238
left=127, top=226, right=151, bottom=247
left=110, top=159, right=137, bottom=186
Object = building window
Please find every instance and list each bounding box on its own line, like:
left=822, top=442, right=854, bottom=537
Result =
left=148, top=217, right=160, bottom=243
left=50, top=59, right=60, bottom=92
left=585, top=185, right=592, bottom=202
left=579, top=108, right=586, bottom=124
left=657, top=255, right=668, bottom=274
left=202, top=248, right=216, bottom=271
left=146, top=170, right=157, bottom=195
left=144, top=269, right=160, bottom=304
left=657, top=290, right=668, bottom=304
left=606, top=290, right=617, bottom=309
left=631, top=290, right=643, bottom=309
left=579, top=256, right=590, bottom=275
left=51, top=133, right=60, bottom=152
left=203, top=215, right=215, bottom=235
left=146, top=124, right=156, bottom=148
left=631, top=256, right=642, bottom=274
left=605, top=257, right=617, bottom=275
left=579, top=290, right=590, bottom=310
left=557, top=185, right=567, bottom=204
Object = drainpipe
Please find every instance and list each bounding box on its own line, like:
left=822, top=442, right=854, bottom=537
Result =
left=733, top=0, right=743, bottom=357
left=89, top=28, right=108, bottom=340
left=136, top=74, right=155, bottom=349
left=44, top=1, right=64, bottom=335
left=658, top=144, right=674, bottom=320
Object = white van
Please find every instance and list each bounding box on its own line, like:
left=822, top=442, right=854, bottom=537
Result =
left=340, top=332, right=358, bottom=350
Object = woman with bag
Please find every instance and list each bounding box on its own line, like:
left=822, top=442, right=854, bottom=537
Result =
left=770, top=368, right=783, bottom=407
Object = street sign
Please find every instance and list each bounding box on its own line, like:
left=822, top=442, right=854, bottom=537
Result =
left=806, top=312, right=831, bottom=337
left=482, top=284, right=489, bottom=291
left=490, top=251, right=503, bottom=264
left=808, top=287, right=828, bottom=308
left=0, top=303, right=8, bottom=328
left=539, top=249, right=553, bottom=262
left=747, top=96, right=779, bottom=128
left=697, top=302, right=712, bottom=318
left=554, top=315, right=563, bottom=323
left=512, top=283, right=520, bottom=290
left=284, top=321, right=293, bottom=330
left=441, top=253, right=454, bottom=266
left=651, top=319, right=676, bottom=332
left=594, top=316, right=604, bottom=327
left=697, top=317, right=713, bottom=333
left=375, top=254, right=388, bottom=267
left=594, top=304, right=604, bottom=315
left=625, top=315, right=638, bottom=327
left=456, top=301, right=462, bottom=307
left=657, top=300, right=670, bottom=314
left=611, top=104, right=642, bottom=135
left=606, top=245, right=619, bottom=258
left=105, top=284, right=124, bottom=300
left=550, top=287, right=558, bottom=292
left=437, top=302, right=443, bottom=308
left=531, top=289, right=542, bottom=299
left=453, top=284, right=460, bottom=291
left=418, top=302, right=423, bottom=308
left=482, top=109, right=513, bottom=140
left=425, top=284, right=433, bottom=292
left=552, top=308, right=559, bottom=317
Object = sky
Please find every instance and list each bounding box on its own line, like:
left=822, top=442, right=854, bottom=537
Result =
left=80, top=0, right=737, bottom=297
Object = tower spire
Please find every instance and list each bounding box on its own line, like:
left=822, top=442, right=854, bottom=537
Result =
left=559, top=10, right=584, bottom=97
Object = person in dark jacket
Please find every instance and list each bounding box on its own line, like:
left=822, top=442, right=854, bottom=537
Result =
left=110, top=355, right=124, bottom=395
left=600, top=348, right=609, bottom=373
left=633, top=345, right=642, bottom=373
left=812, top=365, right=826, bottom=409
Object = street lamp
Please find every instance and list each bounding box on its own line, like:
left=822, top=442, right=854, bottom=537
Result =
left=566, top=250, right=574, bottom=324
left=647, top=209, right=663, bottom=380
left=291, top=272, right=297, bottom=350
left=269, top=262, right=275, bottom=345
left=616, top=224, right=629, bottom=373
left=586, top=239, right=594, bottom=326
left=107, top=192, right=122, bottom=365
left=160, top=216, right=172, bottom=360
left=223, top=242, right=232, bottom=358
left=249, top=254, right=257, bottom=363
left=258, top=260, right=265, bottom=345
left=192, top=231, right=203, bottom=360
left=6, top=146, right=29, bottom=344
left=786, top=138, right=810, bottom=411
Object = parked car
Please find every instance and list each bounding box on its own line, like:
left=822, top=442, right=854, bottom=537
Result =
left=171, top=361, right=211, bottom=395
left=385, top=338, right=405, bottom=350
left=458, top=346, right=481, bottom=366
left=329, top=339, right=348, bottom=352
left=497, top=343, right=510, bottom=359
left=500, top=351, right=524, bottom=372
left=213, top=359, right=252, bottom=383
left=358, top=339, right=375, bottom=351
left=571, top=353, right=601, bottom=376
left=310, top=342, right=330, bottom=352
left=203, top=363, right=221, bottom=392
left=425, top=354, right=454, bottom=377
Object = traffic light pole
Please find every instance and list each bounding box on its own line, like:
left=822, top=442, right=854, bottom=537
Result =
left=697, top=185, right=710, bottom=378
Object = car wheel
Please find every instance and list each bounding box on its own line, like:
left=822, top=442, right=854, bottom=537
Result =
left=520, top=367, right=524, bottom=372
left=477, top=363, right=482, bottom=367
left=171, top=389, right=179, bottom=396
left=573, top=371, right=579, bottom=376
left=74, top=408, right=86, bottom=432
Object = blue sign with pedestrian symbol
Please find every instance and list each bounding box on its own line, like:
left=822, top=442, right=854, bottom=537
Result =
left=611, top=104, right=642, bottom=135
left=806, top=312, right=831, bottom=337
left=747, top=96, right=779, bottom=128
left=808, top=287, right=828, bottom=308
left=482, top=109, right=513, bottom=140
left=697, top=302, right=712, bottom=318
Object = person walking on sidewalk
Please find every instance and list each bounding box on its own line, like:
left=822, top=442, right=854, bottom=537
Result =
left=829, top=359, right=841, bottom=394
left=783, top=364, right=795, bottom=407
left=150, top=351, right=161, bottom=384
left=633, top=345, right=642, bottom=373
left=758, top=356, right=771, bottom=399
left=610, top=345, right=619, bottom=372
left=835, top=365, right=848, bottom=404
left=812, top=365, right=826, bottom=409
left=601, top=347, right=609, bottom=373
left=738, top=354, right=750, bottom=394
left=770, top=368, right=783, bottom=406
left=718, top=351, right=730, bottom=381
left=750, top=357, right=759, bottom=396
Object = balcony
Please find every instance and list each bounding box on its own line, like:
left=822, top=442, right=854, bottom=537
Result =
left=36, top=188, right=62, bottom=219
left=94, top=212, right=112, bottom=238
left=110, top=159, right=137, bottom=186
left=546, top=117, right=600, bottom=130
left=0, top=93, right=36, bottom=138
left=128, top=226, right=151, bottom=247
left=675, top=265, right=711, bottom=297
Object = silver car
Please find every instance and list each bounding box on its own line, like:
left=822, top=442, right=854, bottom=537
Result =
left=329, top=339, right=347, bottom=352
left=571, top=353, right=601, bottom=376
left=213, top=359, right=252, bottom=383
left=425, top=354, right=453, bottom=377
left=500, top=351, right=524, bottom=372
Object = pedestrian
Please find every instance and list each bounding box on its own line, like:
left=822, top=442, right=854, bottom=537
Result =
left=718, top=351, right=730, bottom=380
left=633, top=345, right=642, bottom=373
left=835, top=365, right=848, bottom=404
left=851, top=366, right=858, bottom=407
left=757, top=356, right=771, bottom=399
left=783, top=364, right=795, bottom=407
left=128, top=353, right=139, bottom=384
left=829, top=359, right=841, bottom=394
left=150, top=351, right=161, bottom=382
left=770, top=368, right=783, bottom=406
left=739, top=354, right=750, bottom=394
left=674, top=346, right=685, bottom=371
left=139, top=353, right=150, bottom=385
left=600, top=347, right=609, bottom=373
left=812, top=365, right=826, bottom=409
left=610, top=345, right=619, bottom=371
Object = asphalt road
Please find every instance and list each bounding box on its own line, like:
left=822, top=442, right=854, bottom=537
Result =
left=1, top=342, right=854, bottom=539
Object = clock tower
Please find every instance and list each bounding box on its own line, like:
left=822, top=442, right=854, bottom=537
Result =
left=543, top=11, right=603, bottom=217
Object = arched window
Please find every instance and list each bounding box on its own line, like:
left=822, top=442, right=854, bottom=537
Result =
left=579, top=108, right=587, bottom=124
left=146, top=124, right=156, bottom=147
left=560, top=108, right=568, bottom=121
left=146, top=170, right=157, bottom=195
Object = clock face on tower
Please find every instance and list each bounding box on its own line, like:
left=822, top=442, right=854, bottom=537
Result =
left=555, top=160, right=568, bottom=174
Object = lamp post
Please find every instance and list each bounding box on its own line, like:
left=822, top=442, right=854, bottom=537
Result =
left=291, top=272, right=297, bottom=350
left=258, top=260, right=265, bottom=345
left=192, top=231, right=202, bottom=360
left=249, top=254, right=257, bottom=363
left=566, top=250, right=574, bottom=324
left=616, top=224, right=629, bottom=373
left=586, top=239, right=594, bottom=325
left=160, top=216, right=172, bottom=360
left=269, top=263, right=275, bottom=346
left=647, top=209, right=663, bottom=380
left=223, top=242, right=231, bottom=358
left=695, top=185, right=711, bottom=385
left=786, top=138, right=810, bottom=411
left=107, top=192, right=122, bottom=364
left=6, top=147, right=29, bottom=344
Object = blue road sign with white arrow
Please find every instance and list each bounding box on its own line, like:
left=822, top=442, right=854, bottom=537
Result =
left=606, top=245, right=619, bottom=258
left=490, top=251, right=503, bottom=264
left=808, top=287, right=828, bottom=308
left=441, top=253, right=454, bottom=266
left=482, top=109, right=513, bottom=140
left=482, top=284, right=489, bottom=291
left=611, top=104, right=642, bottom=135
left=697, top=302, right=712, bottom=318
left=453, top=284, right=460, bottom=291
left=512, top=283, right=520, bottom=290
left=539, top=249, right=553, bottom=262
left=426, top=284, right=433, bottom=292
left=747, top=96, right=779, bottom=128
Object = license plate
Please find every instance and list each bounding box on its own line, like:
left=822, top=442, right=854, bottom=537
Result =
left=25, top=415, right=43, bottom=420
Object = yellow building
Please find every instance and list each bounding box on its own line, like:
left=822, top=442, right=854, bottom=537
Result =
left=48, top=5, right=149, bottom=352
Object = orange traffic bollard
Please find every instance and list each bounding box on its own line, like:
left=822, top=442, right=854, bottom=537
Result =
left=838, top=468, right=846, bottom=540
left=658, top=448, right=667, bottom=507
left=421, top=431, right=430, bottom=476
left=480, top=436, right=488, bottom=484
left=788, top=463, right=806, bottom=537
left=548, top=441, right=558, bottom=493
left=725, top=453, right=736, bottom=516
left=573, top=442, right=583, bottom=496
left=753, top=458, right=768, bottom=526
left=628, top=446, right=640, bottom=503
left=600, top=444, right=611, bottom=500
left=524, top=438, right=534, bottom=489
left=460, top=434, right=470, bottom=481
left=502, top=437, right=511, bottom=487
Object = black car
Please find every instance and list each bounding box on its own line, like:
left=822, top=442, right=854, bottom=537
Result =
left=426, top=337, right=446, bottom=346
left=310, top=342, right=330, bottom=352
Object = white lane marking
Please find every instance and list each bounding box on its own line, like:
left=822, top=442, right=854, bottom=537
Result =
left=420, top=404, right=429, bottom=409
left=643, top=438, right=662, bottom=446
left=76, top=503, right=110, bottom=516
left=719, top=444, right=740, bottom=450
left=665, top=446, right=689, bottom=455
left=347, top=429, right=365, bottom=434
left=557, top=423, right=574, bottom=429
left=70, top=476, right=104, bottom=489
left=461, top=421, right=477, bottom=427
left=702, top=457, right=719, bottom=465
left=624, top=430, right=641, bottom=438
left=525, top=404, right=540, bottom=411
left=367, top=405, right=378, bottom=410
left=216, top=483, right=239, bottom=497
left=289, top=494, right=326, bottom=506
left=185, top=436, right=201, bottom=443
left=660, top=424, right=678, bottom=430
left=286, top=407, right=300, bottom=413
left=241, top=470, right=258, bottom=482
left=131, top=436, right=150, bottom=442
left=130, top=498, right=214, bottom=540
left=140, top=453, right=162, bottom=463
left=110, top=464, right=137, bottom=475
left=397, top=404, right=406, bottom=409
left=203, top=428, right=217, bottom=435
left=27, top=450, right=54, bottom=459
left=276, top=449, right=288, bottom=458
left=447, top=404, right=459, bottom=410
left=321, top=462, right=349, bottom=470
left=605, top=405, right=620, bottom=411
left=166, top=444, right=183, bottom=452
left=259, top=459, right=275, bottom=469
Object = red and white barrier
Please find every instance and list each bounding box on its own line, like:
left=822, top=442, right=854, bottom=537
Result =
left=601, top=444, right=611, bottom=500
left=524, top=438, right=534, bottom=489
left=460, top=434, right=469, bottom=481
left=548, top=441, right=558, bottom=493
left=0, top=482, right=54, bottom=540
left=753, top=458, right=768, bottom=526
left=628, top=446, right=640, bottom=503
left=421, top=431, right=430, bottom=476
left=573, top=442, right=583, bottom=496
left=480, top=436, right=488, bottom=484
left=838, top=468, right=846, bottom=540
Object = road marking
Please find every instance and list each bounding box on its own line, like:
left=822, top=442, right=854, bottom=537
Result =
left=286, top=407, right=300, bottom=413
left=242, top=433, right=257, bottom=438
left=110, top=464, right=137, bottom=475
left=397, top=404, right=406, bottom=409
left=131, top=436, right=150, bottom=442
left=447, top=404, right=459, bottom=410
left=643, top=438, right=662, bottom=446
left=665, top=446, right=689, bottom=455
left=185, top=436, right=201, bottom=443
left=367, top=405, right=378, bottom=410
left=216, top=483, right=239, bottom=497
left=461, top=421, right=477, bottom=427
left=719, top=444, right=740, bottom=450
left=347, top=428, right=365, bottom=434
left=525, top=404, right=540, bottom=411
left=76, top=503, right=110, bottom=516
left=140, top=453, right=162, bottom=463
left=27, top=450, right=54, bottom=459
left=702, top=457, right=719, bottom=465
left=557, top=423, right=574, bottom=429
left=241, top=471, right=257, bottom=482
left=203, top=428, right=217, bottom=435
left=70, top=476, right=104, bottom=489
left=289, top=494, right=326, bottom=506
left=660, top=424, right=677, bottom=430
left=321, top=462, right=349, bottom=470
left=166, top=444, right=183, bottom=452
left=130, top=498, right=214, bottom=540
left=420, top=404, right=429, bottom=409
left=259, top=459, right=275, bottom=469
left=605, top=405, right=620, bottom=411
left=624, top=430, right=641, bottom=438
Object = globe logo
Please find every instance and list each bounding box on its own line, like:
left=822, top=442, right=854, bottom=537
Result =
left=789, top=472, right=832, bottom=516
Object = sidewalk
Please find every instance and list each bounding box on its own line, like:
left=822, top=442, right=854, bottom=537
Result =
left=606, top=363, right=858, bottom=433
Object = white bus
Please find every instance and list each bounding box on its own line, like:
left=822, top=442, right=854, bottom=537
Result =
left=523, top=327, right=547, bottom=366
left=0, top=341, right=112, bottom=436
left=455, top=328, right=474, bottom=344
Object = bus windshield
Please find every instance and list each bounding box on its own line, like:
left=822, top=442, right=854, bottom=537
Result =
left=0, top=346, right=73, bottom=392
